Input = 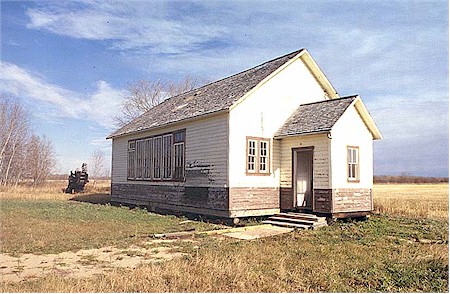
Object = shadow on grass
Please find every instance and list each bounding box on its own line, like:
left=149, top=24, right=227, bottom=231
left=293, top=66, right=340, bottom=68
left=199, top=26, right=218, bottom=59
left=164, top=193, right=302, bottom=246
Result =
left=69, top=193, right=111, bottom=205
left=68, top=193, right=257, bottom=227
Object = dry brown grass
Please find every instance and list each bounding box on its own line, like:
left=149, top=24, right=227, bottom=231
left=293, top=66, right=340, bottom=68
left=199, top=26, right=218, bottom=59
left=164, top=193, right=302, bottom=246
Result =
left=0, top=183, right=448, bottom=292
left=0, top=180, right=111, bottom=200
left=2, top=217, right=448, bottom=292
left=373, top=183, right=449, bottom=220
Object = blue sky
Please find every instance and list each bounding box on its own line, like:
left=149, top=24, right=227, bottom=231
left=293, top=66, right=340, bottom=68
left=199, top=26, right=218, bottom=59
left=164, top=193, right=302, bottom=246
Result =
left=1, top=0, right=448, bottom=177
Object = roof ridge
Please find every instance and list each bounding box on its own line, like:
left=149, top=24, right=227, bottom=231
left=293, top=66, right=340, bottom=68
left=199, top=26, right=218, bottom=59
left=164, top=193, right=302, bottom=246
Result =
left=299, top=95, right=357, bottom=107
left=157, top=48, right=306, bottom=101
left=108, top=48, right=309, bottom=139
left=119, top=49, right=307, bottom=126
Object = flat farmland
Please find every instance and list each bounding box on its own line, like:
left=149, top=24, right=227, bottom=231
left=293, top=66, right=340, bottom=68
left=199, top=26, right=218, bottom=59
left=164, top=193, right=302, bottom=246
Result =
left=0, top=182, right=448, bottom=292
left=373, top=183, right=448, bottom=220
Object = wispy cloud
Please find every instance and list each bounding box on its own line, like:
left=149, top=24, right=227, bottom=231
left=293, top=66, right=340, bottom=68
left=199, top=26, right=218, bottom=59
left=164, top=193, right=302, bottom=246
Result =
left=11, top=0, right=449, bottom=176
left=0, top=61, right=126, bottom=129
left=26, top=1, right=227, bottom=55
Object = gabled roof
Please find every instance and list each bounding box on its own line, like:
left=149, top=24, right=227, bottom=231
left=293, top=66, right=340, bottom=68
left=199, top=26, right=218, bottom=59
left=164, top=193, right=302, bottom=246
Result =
left=274, top=95, right=382, bottom=140
left=274, top=96, right=357, bottom=138
left=108, top=48, right=338, bottom=139
left=107, top=49, right=304, bottom=139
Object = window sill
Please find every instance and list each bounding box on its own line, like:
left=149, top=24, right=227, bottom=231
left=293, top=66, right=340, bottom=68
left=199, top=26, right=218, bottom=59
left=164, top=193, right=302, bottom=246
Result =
left=347, top=179, right=360, bottom=183
left=246, top=172, right=271, bottom=176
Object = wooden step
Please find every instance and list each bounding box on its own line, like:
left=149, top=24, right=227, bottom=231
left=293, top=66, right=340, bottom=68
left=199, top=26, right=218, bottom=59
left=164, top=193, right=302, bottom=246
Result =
left=263, top=212, right=328, bottom=230
left=277, top=212, right=326, bottom=222
left=267, top=216, right=317, bottom=226
left=272, top=215, right=327, bottom=225
left=262, top=220, right=310, bottom=229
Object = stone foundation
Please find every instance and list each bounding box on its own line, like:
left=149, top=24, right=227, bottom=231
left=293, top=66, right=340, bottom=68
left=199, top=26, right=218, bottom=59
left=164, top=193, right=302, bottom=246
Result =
left=333, top=188, right=372, bottom=213
left=111, top=183, right=229, bottom=217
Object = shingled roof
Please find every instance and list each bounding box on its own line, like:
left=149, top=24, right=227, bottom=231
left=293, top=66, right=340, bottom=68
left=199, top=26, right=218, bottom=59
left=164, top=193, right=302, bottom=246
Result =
left=274, top=96, right=357, bottom=138
left=108, top=49, right=305, bottom=139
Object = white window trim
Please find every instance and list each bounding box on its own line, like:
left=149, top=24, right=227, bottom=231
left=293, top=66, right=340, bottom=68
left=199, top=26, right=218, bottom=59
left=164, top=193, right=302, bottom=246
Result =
left=347, top=146, right=360, bottom=182
left=246, top=137, right=270, bottom=175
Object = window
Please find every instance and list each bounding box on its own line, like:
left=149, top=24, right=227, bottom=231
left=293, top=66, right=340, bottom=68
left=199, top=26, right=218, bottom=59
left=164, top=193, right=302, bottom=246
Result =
left=246, top=137, right=270, bottom=175
left=347, top=146, right=359, bottom=181
left=162, top=135, right=172, bottom=179
left=143, top=138, right=152, bottom=179
left=173, top=142, right=185, bottom=180
left=153, top=136, right=162, bottom=179
left=173, top=130, right=185, bottom=180
left=259, top=141, right=268, bottom=172
left=127, top=141, right=136, bottom=179
left=247, top=140, right=256, bottom=172
left=135, top=140, right=144, bottom=179
left=127, top=129, right=185, bottom=181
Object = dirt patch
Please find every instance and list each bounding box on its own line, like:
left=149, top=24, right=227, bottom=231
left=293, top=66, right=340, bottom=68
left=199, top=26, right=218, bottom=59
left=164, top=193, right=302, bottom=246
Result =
left=221, top=225, right=294, bottom=240
left=0, top=240, right=189, bottom=283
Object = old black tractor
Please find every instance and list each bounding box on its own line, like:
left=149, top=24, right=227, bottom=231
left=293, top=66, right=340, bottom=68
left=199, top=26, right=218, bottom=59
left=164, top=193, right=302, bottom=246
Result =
left=64, top=163, right=89, bottom=193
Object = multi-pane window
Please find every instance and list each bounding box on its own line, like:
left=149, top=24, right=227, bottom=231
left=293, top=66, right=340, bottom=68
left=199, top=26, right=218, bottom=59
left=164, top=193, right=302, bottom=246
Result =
left=135, top=140, right=144, bottom=179
left=259, top=141, right=268, bottom=172
left=143, top=138, right=152, bottom=179
left=174, top=143, right=185, bottom=180
left=162, top=135, right=172, bottom=179
left=127, top=130, right=185, bottom=181
left=153, top=136, right=162, bottom=179
left=247, top=140, right=256, bottom=172
left=347, top=146, right=359, bottom=181
left=246, top=137, right=270, bottom=175
left=127, top=141, right=136, bottom=179
left=173, top=130, right=185, bottom=180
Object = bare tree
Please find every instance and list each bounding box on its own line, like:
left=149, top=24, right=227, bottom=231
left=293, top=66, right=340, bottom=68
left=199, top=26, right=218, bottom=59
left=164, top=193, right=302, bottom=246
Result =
left=0, top=95, right=31, bottom=186
left=90, top=148, right=106, bottom=187
left=114, top=75, right=201, bottom=126
left=27, top=135, right=56, bottom=187
left=0, top=95, right=56, bottom=187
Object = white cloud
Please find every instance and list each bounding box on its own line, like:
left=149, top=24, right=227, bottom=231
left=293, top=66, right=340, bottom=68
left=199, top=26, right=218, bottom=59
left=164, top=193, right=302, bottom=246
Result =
left=0, top=61, right=126, bottom=130
left=84, top=80, right=127, bottom=127
left=25, top=1, right=227, bottom=55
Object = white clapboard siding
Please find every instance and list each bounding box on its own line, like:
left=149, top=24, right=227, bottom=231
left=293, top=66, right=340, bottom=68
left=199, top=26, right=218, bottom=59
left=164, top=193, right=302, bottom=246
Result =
left=111, top=136, right=128, bottom=183
left=278, top=134, right=330, bottom=189
left=111, top=113, right=228, bottom=187
left=185, top=114, right=228, bottom=187
left=330, top=105, right=374, bottom=188
left=229, top=57, right=329, bottom=188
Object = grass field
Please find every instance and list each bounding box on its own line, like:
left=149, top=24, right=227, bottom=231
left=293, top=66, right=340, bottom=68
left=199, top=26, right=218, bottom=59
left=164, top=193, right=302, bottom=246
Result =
left=373, top=183, right=448, bottom=220
left=0, top=182, right=448, bottom=292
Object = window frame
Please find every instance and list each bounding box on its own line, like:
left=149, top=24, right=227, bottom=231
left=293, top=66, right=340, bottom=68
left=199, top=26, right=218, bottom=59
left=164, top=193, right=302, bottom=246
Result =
left=162, top=134, right=173, bottom=180
left=245, top=136, right=271, bottom=176
left=173, top=142, right=185, bottom=180
left=347, top=146, right=360, bottom=182
left=127, top=141, right=136, bottom=180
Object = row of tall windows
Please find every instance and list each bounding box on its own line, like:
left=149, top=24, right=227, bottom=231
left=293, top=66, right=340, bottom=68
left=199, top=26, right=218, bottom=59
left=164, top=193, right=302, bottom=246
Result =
left=127, top=130, right=185, bottom=181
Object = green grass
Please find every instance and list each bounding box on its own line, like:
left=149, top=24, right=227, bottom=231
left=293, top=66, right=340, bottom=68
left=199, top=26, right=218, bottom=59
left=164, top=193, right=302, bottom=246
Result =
left=0, top=199, right=220, bottom=255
